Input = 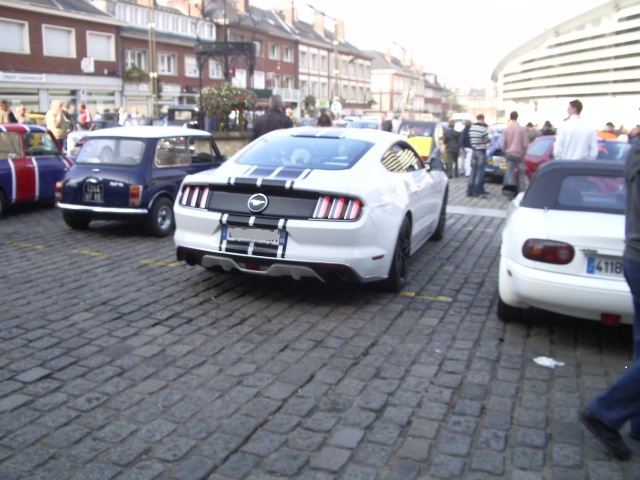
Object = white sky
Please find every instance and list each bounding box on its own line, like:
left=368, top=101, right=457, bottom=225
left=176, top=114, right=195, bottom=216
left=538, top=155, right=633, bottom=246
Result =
left=252, top=0, right=610, bottom=89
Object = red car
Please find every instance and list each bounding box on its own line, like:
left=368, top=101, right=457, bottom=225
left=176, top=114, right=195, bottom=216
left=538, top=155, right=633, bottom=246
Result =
left=525, top=135, right=631, bottom=179
left=0, top=124, right=72, bottom=216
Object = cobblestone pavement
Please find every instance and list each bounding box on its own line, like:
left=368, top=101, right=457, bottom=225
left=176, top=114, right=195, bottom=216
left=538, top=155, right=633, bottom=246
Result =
left=1, top=176, right=639, bottom=479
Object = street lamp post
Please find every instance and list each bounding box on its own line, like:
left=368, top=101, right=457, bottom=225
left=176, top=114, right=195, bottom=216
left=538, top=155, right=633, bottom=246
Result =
left=148, top=0, right=158, bottom=118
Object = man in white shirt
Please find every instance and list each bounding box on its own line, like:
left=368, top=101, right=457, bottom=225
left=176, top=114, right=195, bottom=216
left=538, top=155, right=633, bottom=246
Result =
left=553, top=99, right=598, bottom=160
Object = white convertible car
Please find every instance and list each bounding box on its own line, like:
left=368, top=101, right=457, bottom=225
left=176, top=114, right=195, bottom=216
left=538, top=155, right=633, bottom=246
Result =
left=174, top=126, right=449, bottom=291
left=498, top=160, right=633, bottom=325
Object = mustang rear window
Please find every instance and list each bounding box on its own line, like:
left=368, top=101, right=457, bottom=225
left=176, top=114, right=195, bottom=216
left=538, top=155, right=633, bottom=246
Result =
left=75, top=139, right=146, bottom=166
left=236, top=137, right=373, bottom=170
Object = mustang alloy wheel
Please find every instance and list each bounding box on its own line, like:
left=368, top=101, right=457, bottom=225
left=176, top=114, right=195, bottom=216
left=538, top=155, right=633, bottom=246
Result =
left=380, top=216, right=411, bottom=292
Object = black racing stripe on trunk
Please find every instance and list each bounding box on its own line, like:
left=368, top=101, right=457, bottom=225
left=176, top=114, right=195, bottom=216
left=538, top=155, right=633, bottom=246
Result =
left=259, top=179, right=289, bottom=188
left=272, top=169, right=304, bottom=181
left=252, top=217, right=280, bottom=229
left=280, top=219, right=288, bottom=259
left=233, top=177, right=260, bottom=187
left=224, top=214, right=252, bottom=226
left=249, top=167, right=279, bottom=178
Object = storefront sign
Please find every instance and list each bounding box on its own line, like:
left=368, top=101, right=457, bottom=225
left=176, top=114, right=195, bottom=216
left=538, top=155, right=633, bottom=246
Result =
left=0, top=72, right=46, bottom=83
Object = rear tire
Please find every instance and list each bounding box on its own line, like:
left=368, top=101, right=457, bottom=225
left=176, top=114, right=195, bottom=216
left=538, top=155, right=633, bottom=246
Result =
left=497, top=295, right=525, bottom=323
left=0, top=190, right=6, bottom=217
left=380, top=216, right=411, bottom=292
left=63, top=211, right=91, bottom=229
left=146, top=198, right=175, bottom=237
left=430, top=189, right=447, bottom=241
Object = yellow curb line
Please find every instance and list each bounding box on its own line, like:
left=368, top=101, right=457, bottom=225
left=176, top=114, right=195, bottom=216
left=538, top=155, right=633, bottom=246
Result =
left=400, top=291, right=453, bottom=302
left=6, top=240, right=45, bottom=250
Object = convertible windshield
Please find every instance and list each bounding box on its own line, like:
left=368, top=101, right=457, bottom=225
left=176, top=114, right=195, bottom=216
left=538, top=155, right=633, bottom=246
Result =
left=237, top=136, right=373, bottom=169
left=75, top=138, right=146, bottom=166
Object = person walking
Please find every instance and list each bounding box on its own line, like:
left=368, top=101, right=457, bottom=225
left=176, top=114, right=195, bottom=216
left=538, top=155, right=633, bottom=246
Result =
left=467, top=114, right=490, bottom=197
left=380, top=112, right=393, bottom=132
left=501, top=111, right=530, bottom=196
left=443, top=119, right=461, bottom=178
left=461, top=120, right=473, bottom=176
left=0, top=100, right=17, bottom=123
left=252, top=95, right=293, bottom=139
left=540, top=120, right=556, bottom=136
left=14, top=104, right=33, bottom=124
left=553, top=99, right=598, bottom=160
left=78, top=103, right=92, bottom=130
left=317, top=112, right=332, bottom=127
left=45, top=100, right=69, bottom=149
left=579, top=135, right=640, bottom=461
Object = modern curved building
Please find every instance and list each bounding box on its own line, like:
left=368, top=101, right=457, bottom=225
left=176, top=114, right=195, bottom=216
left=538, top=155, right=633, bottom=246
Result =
left=492, top=0, right=640, bottom=131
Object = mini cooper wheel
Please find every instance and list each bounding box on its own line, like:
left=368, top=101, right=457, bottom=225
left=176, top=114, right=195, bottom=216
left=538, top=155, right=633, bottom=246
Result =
left=62, top=211, right=91, bottom=229
left=0, top=190, right=6, bottom=217
left=380, top=216, right=411, bottom=292
left=147, top=198, right=175, bottom=237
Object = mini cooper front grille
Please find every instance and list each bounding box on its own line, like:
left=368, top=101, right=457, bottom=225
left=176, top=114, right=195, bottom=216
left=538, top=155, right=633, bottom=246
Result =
left=178, top=184, right=363, bottom=221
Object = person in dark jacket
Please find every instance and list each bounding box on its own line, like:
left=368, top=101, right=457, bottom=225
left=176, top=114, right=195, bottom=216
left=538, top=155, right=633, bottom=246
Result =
left=443, top=119, right=461, bottom=177
left=252, top=95, right=293, bottom=139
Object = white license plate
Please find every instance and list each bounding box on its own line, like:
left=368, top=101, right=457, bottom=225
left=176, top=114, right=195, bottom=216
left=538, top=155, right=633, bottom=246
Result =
left=83, top=183, right=104, bottom=203
left=586, top=256, right=623, bottom=278
left=226, top=226, right=281, bottom=245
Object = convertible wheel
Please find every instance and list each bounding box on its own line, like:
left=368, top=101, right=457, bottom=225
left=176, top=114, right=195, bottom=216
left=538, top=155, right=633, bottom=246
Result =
left=497, top=295, right=525, bottom=323
left=380, top=216, right=411, bottom=292
left=62, top=210, right=91, bottom=229
left=146, top=198, right=175, bottom=237
left=430, top=188, right=448, bottom=241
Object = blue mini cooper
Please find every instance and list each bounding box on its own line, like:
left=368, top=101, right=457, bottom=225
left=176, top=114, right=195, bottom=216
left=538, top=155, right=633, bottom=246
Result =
left=56, top=126, right=225, bottom=237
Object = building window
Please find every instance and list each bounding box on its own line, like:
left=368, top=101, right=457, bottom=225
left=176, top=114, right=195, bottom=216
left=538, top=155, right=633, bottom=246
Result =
left=310, top=53, right=318, bottom=70
left=300, top=80, right=308, bottom=96
left=0, top=19, right=29, bottom=54
left=299, top=50, right=308, bottom=69
left=125, top=49, right=147, bottom=71
left=43, top=25, right=75, bottom=58
left=158, top=53, right=177, bottom=75
left=253, top=40, right=263, bottom=58
left=269, top=43, right=280, bottom=60
left=284, top=76, right=294, bottom=89
left=283, top=46, right=293, bottom=63
left=208, top=60, right=223, bottom=79
left=320, top=54, right=328, bottom=71
left=185, top=56, right=199, bottom=78
left=87, top=31, right=115, bottom=61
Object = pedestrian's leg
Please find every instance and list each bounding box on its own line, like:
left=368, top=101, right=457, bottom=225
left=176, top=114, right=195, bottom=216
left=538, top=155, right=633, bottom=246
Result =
left=477, top=151, right=487, bottom=194
left=624, top=256, right=640, bottom=436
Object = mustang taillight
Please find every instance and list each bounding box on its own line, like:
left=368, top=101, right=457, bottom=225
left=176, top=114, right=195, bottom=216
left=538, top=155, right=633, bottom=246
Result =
left=129, top=185, right=143, bottom=207
left=522, top=239, right=574, bottom=265
left=313, top=195, right=363, bottom=220
left=179, top=185, right=210, bottom=209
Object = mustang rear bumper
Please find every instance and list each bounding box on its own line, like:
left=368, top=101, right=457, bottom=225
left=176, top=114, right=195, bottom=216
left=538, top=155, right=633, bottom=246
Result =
left=176, top=246, right=377, bottom=283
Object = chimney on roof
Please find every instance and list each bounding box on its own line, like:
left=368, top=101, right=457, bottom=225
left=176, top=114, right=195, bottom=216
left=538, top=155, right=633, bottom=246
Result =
left=166, top=0, right=190, bottom=15
left=284, top=7, right=297, bottom=25
left=385, top=48, right=392, bottom=62
left=236, top=0, right=249, bottom=13
left=313, top=10, right=325, bottom=36
left=335, top=19, right=345, bottom=42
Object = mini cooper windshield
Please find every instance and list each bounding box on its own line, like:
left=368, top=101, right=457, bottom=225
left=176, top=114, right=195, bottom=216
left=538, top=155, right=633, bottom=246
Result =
left=238, top=137, right=373, bottom=169
left=75, top=138, right=146, bottom=166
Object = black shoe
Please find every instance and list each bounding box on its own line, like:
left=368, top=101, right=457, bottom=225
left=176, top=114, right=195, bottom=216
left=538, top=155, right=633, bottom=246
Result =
left=466, top=193, right=476, bottom=197
left=630, top=431, right=640, bottom=441
left=579, top=408, right=632, bottom=460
